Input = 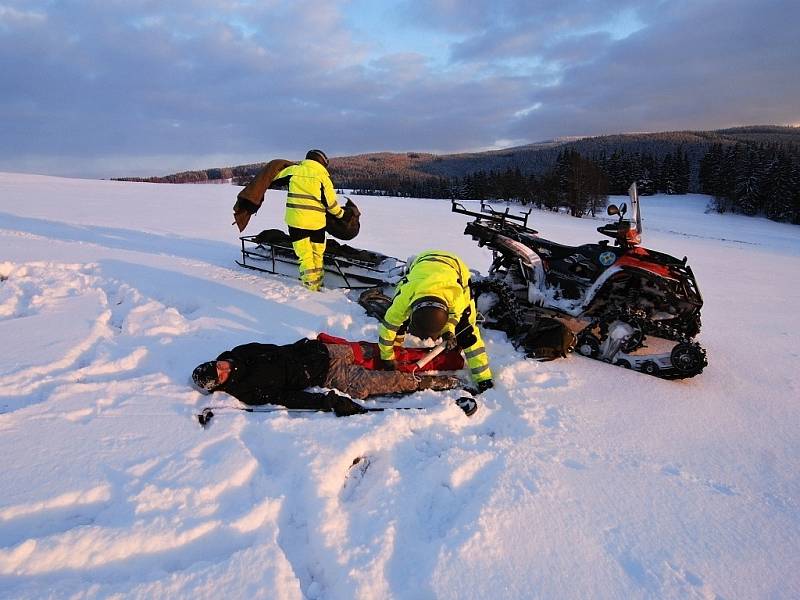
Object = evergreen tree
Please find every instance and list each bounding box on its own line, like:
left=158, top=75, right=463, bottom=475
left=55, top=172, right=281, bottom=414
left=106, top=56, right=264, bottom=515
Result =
left=762, top=150, right=793, bottom=221
left=659, top=153, right=676, bottom=194
left=637, top=152, right=657, bottom=195
left=675, top=147, right=691, bottom=194
left=733, top=146, right=761, bottom=215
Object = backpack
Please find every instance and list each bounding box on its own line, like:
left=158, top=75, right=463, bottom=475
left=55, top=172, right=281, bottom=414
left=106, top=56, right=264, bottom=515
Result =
left=520, top=316, right=576, bottom=361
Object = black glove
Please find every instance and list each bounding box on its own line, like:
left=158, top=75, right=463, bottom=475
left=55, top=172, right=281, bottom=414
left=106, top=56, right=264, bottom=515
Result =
left=475, top=379, right=494, bottom=394
left=380, top=359, right=397, bottom=371
left=441, top=332, right=459, bottom=351
left=455, top=308, right=478, bottom=348
left=325, top=392, right=368, bottom=417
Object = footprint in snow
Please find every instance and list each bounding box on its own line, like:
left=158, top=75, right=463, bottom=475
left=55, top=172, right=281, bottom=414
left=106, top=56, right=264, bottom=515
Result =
left=341, top=456, right=371, bottom=501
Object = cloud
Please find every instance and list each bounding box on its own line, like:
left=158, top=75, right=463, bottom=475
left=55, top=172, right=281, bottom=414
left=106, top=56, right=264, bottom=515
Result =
left=514, top=0, right=800, bottom=139
left=0, top=0, right=797, bottom=177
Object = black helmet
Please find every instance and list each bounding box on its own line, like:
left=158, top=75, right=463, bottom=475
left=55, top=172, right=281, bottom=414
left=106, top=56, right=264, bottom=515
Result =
left=192, top=361, right=220, bottom=391
left=306, top=148, right=329, bottom=168
left=409, top=297, right=449, bottom=339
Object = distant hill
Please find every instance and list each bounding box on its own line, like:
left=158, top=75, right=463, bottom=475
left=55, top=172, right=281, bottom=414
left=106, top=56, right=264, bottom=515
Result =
left=116, top=125, right=800, bottom=192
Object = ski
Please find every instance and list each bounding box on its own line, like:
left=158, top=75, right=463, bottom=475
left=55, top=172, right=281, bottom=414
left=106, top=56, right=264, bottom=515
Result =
left=197, top=396, right=477, bottom=428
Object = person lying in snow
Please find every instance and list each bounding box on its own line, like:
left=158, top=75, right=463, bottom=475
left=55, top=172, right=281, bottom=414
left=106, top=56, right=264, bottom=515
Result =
left=191, top=335, right=464, bottom=417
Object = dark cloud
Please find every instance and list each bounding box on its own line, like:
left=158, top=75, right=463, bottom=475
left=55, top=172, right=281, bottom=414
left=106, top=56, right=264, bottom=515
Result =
left=514, top=0, right=800, bottom=139
left=0, top=0, right=796, bottom=177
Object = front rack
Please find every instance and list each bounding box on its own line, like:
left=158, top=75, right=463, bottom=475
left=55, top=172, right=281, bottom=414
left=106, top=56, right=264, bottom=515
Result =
left=451, top=200, right=536, bottom=232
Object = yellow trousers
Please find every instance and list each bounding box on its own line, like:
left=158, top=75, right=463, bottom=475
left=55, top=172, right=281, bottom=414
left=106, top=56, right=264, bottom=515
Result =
left=292, top=237, right=326, bottom=291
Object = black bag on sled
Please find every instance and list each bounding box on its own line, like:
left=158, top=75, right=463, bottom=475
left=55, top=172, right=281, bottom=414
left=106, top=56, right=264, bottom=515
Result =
left=520, top=316, right=576, bottom=361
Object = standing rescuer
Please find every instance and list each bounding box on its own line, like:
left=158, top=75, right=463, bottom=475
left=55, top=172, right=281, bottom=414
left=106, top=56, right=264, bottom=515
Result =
left=275, top=149, right=344, bottom=291
left=378, top=250, right=494, bottom=393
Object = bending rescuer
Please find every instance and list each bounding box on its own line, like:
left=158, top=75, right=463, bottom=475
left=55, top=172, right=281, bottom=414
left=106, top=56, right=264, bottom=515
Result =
left=377, top=250, right=494, bottom=393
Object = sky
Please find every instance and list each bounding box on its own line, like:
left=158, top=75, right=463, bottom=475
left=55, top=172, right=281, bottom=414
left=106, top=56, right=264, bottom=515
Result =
left=0, top=0, right=798, bottom=178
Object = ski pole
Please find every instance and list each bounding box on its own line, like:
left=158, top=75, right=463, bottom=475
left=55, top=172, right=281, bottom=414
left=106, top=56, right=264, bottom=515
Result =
left=197, top=396, right=477, bottom=427
left=196, top=404, right=425, bottom=427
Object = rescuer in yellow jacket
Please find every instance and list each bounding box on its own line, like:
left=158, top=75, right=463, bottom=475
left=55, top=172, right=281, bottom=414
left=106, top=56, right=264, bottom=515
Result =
left=275, top=149, right=344, bottom=291
left=377, top=250, right=494, bottom=392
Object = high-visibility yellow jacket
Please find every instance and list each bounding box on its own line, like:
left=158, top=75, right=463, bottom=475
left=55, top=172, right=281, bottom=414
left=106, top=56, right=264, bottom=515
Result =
left=378, top=251, right=493, bottom=383
left=277, top=159, right=343, bottom=230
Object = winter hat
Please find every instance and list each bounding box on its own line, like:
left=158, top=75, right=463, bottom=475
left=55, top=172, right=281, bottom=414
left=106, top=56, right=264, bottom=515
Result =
left=192, top=361, right=221, bottom=391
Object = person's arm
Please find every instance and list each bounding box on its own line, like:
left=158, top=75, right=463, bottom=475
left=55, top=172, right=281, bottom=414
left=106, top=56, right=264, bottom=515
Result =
left=273, top=164, right=296, bottom=183
left=216, top=342, right=272, bottom=363
left=458, top=299, right=493, bottom=386
left=378, top=285, right=414, bottom=364
left=321, top=174, right=344, bottom=218
left=260, top=389, right=366, bottom=416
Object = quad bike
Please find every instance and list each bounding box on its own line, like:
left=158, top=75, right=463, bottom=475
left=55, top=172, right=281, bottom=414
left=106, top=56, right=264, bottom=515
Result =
left=453, top=183, right=707, bottom=379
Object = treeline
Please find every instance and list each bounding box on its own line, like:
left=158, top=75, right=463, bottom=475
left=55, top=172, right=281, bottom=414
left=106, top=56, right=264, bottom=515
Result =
left=114, top=126, right=799, bottom=224
left=345, top=142, right=800, bottom=223
left=348, top=149, right=610, bottom=218
left=116, top=164, right=265, bottom=184
left=699, top=143, right=800, bottom=223
left=595, top=148, right=690, bottom=195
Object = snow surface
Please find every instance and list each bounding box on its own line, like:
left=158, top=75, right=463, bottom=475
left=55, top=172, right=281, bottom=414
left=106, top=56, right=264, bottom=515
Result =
left=1, top=172, right=799, bottom=599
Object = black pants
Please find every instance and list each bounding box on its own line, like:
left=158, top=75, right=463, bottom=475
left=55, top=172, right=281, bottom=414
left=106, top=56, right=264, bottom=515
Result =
left=288, top=226, right=326, bottom=243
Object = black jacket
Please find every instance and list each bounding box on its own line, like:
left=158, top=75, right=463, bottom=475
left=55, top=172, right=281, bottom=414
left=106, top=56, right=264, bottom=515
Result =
left=215, top=339, right=331, bottom=407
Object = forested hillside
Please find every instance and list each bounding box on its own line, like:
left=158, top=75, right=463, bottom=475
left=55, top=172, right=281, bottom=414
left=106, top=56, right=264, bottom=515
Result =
left=116, top=126, right=800, bottom=223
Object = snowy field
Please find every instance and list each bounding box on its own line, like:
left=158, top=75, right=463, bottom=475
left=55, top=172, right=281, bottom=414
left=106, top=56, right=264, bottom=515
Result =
left=1, top=172, right=799, bottom=599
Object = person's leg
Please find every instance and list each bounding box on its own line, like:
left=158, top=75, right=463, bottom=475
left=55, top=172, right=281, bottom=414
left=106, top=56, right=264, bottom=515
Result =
left=323, top=343, right=358, bottom=391
left=309, top=229, right=327, bottom=290
left=323, top=343, right=461, bottom=399
left=323, top=345, right=460, bottom=399
left=345, top=367, right=418, bottom=399
left=415, top=374, right=462, bottom=391
left=324, top=343, right=411, bottom=398
left=289, top=228, right=324, bottom=291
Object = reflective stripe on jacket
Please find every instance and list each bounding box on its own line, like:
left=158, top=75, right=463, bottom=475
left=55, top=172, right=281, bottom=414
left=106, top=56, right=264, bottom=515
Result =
left=278, top=159, right=344, bottom=229
left=377, top=250, right=492, bottom=383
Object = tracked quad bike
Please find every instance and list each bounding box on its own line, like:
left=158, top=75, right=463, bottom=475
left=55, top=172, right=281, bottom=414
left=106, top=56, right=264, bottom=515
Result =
left=453, top=183, right=707, bottom=379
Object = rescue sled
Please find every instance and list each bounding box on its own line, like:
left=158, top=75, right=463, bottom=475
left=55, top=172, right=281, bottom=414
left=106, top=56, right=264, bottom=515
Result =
left=236, top=229, right=406, bottom=289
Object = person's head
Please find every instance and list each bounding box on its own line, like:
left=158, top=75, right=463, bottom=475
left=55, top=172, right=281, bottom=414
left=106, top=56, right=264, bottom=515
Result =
left=305, top=148, right=329, bottom=168
left=409, top=297, right=449, bottom=340
left=191, top=360, right=233, bottom=392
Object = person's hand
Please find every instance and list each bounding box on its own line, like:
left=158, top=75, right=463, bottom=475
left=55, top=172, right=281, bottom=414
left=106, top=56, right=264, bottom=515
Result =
left=455, top=309, right=478, bottom=348
left=441, top=332, right=459, bottom=351
left=475, top=379, right=494, bottom=394
left=381, top=359, right=397, bottom=371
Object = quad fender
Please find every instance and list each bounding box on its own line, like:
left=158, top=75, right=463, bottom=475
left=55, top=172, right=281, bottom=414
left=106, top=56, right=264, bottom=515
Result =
left=570, top=265, right=624, bottom=315
left=577, top=265, right=674, bottom=314
left=490, top=233, right=547, bottom=303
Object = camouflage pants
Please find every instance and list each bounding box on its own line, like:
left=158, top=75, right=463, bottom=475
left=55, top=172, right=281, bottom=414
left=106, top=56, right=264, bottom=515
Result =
left=323, top=344, right=420, bottom=399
